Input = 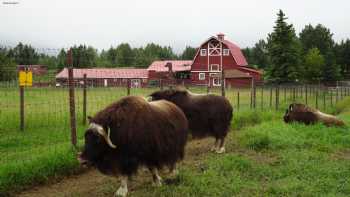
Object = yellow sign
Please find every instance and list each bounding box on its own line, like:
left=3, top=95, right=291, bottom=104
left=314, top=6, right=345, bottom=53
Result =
left=19, top=71, right=33, bottom=87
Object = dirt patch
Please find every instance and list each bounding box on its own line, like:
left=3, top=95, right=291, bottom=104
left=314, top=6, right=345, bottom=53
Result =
left=16, top=138, right=216, bottom=197
left=16, top=131, right=280, bottom=197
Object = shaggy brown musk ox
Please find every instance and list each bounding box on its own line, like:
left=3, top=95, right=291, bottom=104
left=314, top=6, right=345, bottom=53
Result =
left=149, top=89, right=233, bottom=154
left=78, top=96, right=188, bottom=197
left=284, top=103, right=345, bottom=126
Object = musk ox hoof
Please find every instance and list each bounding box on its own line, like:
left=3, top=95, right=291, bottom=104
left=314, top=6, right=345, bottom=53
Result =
left=170, top=169, right=179, bottom=176
left=210, top=146, right=218, bottom=152
left=152, top=178, right=163, bottom=187
left=115, top=187, right=128, bottom=197
left=216, top=147, right=226, bottom=154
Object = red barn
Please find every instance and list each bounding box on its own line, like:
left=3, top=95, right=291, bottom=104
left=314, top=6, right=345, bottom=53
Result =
left=190, top=33, right=261, bottom=87
left=55, top=68, right=148, bottom=87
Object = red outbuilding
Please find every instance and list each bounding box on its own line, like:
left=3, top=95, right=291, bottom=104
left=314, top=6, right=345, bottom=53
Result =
left=190, top=33, right=262, bottom=87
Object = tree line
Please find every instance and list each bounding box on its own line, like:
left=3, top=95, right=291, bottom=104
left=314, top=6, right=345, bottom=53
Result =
left=0, top=43, right=197, bottom=81
left=1, top=10, right=350, bottom=83
left=242, top=10, right=350, bottom=83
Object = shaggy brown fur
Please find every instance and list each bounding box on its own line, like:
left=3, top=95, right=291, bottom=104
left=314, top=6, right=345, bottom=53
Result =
left=149, top=89, right=233, bottom=153
left=79, top=96, right=188, bottom=177
left=284, top=103, right=345, bottom=127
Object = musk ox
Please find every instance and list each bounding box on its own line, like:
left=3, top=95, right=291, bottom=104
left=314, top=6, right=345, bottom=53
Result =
left=149, top=89, right=233, bottom=154
left=284, top=103, right=345, bottom=127
left=78, top=96, right=188, bottom=197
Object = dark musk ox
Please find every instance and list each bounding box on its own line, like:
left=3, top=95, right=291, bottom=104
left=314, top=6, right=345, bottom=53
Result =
left=149, top=89, right=233, bottom=154
left=78, top=96, right=188, bottom=197
left=284, top=103, right=345, bottom=127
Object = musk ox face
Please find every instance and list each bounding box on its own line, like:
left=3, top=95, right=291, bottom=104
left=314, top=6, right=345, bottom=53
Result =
left=78, top=123, right=116, bottom=166
left=149, top=89, right=187, bottom=102
left=283, top=109, right=291, bottom=123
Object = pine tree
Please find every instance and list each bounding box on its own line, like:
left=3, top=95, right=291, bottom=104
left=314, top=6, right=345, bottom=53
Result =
left=266, top=10, right=302, bottom=83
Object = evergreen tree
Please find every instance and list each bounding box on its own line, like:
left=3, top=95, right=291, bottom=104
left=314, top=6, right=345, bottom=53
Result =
left=266, top=10, right=302, bottom=83
left=180, top=46, right=196, bottom=60
left=303, top=48, right=324, bottom=82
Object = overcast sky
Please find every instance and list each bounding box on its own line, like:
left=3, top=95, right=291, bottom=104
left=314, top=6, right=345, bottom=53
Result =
left=0, top=0, right=349, bottom=53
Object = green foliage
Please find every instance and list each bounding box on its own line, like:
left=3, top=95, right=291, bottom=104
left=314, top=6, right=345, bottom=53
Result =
left=299, top=24, right=334, bottom=55
left=334, top=39, right=350, bottom=78
left=303, top=48, right=324, bottom=82
left=180, top=46, right=197, bottom=60
left=243, top=40, right=270, bottom=69
left=266, top=10, right=302, bottom=83
left=8, top=42, right=39, bottom=65
left=70, top=45, right=98, bottom=68
left=0, top=48, right=17, bottom=81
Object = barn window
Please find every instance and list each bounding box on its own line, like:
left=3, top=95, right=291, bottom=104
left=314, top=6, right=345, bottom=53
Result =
left=200, top=49, right=207, bottom=56
left=223, top=49, right=230, bottom=56
left=213, top=77, right=221, bottom=86
left=210, top=64, right=220, bottom=71
left=199, top=73, right=205, bottom=80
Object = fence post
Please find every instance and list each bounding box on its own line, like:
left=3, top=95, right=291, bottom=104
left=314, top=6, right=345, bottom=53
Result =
left=275, top=85, right=279, bottom=110
left=315, top=90, right=319, bottom=109
left=293, top=87, right=296, bottom=102
left=237, top=91, right=240, bottom=111
left=160, top=79, right=163, bottom=91
left=261, top=85, right=264, bottom=110
left=330, top=88, right=333, bottom=107
left=127, top=79, right=131, bottom=95
left=305, top=85, right=308, bottom=105
left=336, top=87, right=339, bottom=103
left=221, top=70, right=225, bottom=97
left=323, top=88, right=326, bottom=110
left=68, top=66, right=77, bottom=148
left=19, top=86, right=24, bottom=131
left=250, top=78, right=255, bottom=109
left=269, top=86, right=273, bottom=108
left=82, top=74, right=87, bottom=125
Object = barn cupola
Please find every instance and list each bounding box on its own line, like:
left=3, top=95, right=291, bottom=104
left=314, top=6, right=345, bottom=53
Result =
left=217, top=33, right=225, bottom=41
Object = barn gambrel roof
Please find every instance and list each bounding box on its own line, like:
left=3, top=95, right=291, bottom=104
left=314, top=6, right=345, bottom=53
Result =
left=192, top=35, right=248, bottom=66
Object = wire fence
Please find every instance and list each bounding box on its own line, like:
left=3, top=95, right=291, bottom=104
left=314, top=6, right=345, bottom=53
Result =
left=1, top=51, right=350, bottom=194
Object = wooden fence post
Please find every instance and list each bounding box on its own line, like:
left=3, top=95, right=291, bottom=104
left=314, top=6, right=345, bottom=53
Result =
left=250, top=77, right=255, bottom=109
left=261, top=85, right=264, bottom=110
left=293, top=87, right=296, bottom=101
left=127, top=79, right=131, bottom=95
left=237, top=91, right=240, bottom=111
left=330, top=88, right=333, bottom=107
left=275, top=85, right=279, bottom=110
left=269, top=86, right=273, bottom=108
left=305, top=85, right=308, bottom=105
left=336, top=87, right=339, bottom=103
left=323, top=88, right=326, bottom=110
left=19, top=86, right=24, bottom=131
left=315, top=90, right=319, bottom=109
left=82, top=74, right=87, bottom=125
left=160, top=79, right=163, bottom=91
left=68, top=66, right=77, bottom=147
left=221, top=70, right=225, bottom=97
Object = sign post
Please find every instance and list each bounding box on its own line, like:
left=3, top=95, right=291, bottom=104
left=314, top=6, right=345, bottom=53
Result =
left=18, top=68, right=33, bottom=131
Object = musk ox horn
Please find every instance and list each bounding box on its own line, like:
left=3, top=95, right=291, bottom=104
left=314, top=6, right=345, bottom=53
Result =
left=89, top=123, right=117, bottom=148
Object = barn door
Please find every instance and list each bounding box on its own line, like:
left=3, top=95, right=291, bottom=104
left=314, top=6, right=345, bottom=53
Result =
left=130, top=79, right=141, bottom=88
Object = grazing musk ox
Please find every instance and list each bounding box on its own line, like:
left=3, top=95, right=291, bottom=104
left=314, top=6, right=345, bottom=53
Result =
left=78, top=96, right=188, bottom=197
left=149, top=89, right=233, bottom=154
left=284, top=103, right=345, bottom=126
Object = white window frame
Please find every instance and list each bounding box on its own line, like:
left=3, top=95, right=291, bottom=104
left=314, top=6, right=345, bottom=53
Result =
left=200, top=49, right=207, bottom=56
left=199, top=73, right=205, bottom=80
left=212, top=77, right=221, bottom=86
left=210, top=64, right=220, bottom=72
left=223, top=49, right=230, bottom=56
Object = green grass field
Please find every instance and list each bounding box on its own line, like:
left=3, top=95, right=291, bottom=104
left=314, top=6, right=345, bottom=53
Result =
left=0, top=85, right=348, bottom=195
